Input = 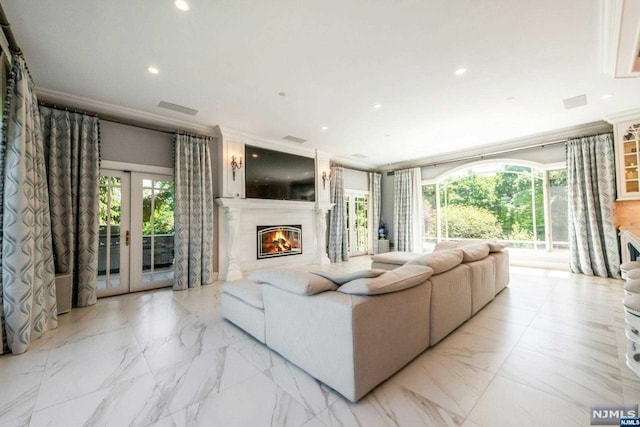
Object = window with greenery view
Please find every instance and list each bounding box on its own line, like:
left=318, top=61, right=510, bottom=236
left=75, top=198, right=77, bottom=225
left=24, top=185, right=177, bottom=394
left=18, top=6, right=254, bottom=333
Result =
left=423, top=163, right=567, bottom=250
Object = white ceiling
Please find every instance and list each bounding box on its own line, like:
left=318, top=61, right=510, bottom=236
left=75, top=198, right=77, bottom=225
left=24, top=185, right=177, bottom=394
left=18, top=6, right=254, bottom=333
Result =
left=4, top=0, right=640, bottom=167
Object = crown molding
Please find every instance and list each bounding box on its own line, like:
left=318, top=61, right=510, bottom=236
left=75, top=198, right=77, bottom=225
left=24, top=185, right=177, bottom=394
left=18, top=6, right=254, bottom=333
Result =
left=379, top=121, right=612, bottom=171
left=215, top=125, right=323, bottom=158
left=35, top=87, right=216, bottom=135
left=605, top=107, right=640, bottom=124
left=330, top=154, right=378, bottom=171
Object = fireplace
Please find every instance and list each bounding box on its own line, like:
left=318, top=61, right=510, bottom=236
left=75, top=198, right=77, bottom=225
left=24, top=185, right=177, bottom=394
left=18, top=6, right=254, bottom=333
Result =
left=257, top=225, right=302, bottom=259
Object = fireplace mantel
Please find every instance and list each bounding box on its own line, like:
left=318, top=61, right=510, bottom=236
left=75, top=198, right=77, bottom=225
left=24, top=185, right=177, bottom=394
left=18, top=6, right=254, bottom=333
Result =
left=216, top=198, right=319, bottom=210
left=216, top=197, right=334, bottom=280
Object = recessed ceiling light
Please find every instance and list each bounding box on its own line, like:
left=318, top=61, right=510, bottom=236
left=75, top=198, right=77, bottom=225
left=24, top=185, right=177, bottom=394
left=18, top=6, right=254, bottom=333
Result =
left=374, top=104, right=382, bottom=109
left=278, top=92, right=287, bottom=97
left=506, top=96, right=515, bottom=101
left=385, top=134, right=391, bottom=137
left=251, top=153, right=259, bottom=158
left=602, top=94, right=613, bottom=100
left=454, top=68, right=467, bottom=75
left=174, top=0, right=189, bottom=11
left=321, top=126, right=328, bottom=131
left=147, top=66, right=159, bottom=74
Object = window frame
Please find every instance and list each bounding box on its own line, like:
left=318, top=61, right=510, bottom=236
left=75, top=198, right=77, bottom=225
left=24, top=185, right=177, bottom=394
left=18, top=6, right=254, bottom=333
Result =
left=421, top=158, right=566, bottom=252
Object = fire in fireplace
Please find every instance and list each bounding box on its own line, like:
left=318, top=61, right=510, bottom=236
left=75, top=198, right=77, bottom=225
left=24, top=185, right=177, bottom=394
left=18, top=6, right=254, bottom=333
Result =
left=257, top=225, right=302, bottom=259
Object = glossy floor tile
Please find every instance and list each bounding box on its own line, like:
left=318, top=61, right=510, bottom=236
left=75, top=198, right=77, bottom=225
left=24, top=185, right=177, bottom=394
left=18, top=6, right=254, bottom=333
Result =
left=0, top=258, right=638, bottom=426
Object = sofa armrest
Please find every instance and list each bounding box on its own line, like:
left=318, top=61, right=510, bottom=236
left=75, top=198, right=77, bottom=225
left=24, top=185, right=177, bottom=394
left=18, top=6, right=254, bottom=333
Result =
left=262, top=281, right=431, bottom=401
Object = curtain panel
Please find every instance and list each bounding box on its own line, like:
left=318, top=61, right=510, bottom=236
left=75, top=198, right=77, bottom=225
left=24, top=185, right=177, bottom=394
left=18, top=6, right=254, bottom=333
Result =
left=1, top=56, right=57, bottom=354
left=368, top=172, right=381, bottom=254
left=393, top=167, right=424, bottom=252
left=328, top=165, right=349, bottom=262
left=40, top=106, right=100, bottom=307
left=174, top=134, right=215, bottom=290
left=567, top=133, right=620, bottom=278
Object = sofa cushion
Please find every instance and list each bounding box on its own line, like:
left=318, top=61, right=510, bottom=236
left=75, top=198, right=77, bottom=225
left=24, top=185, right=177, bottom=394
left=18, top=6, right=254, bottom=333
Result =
left=310, top=269, right=386, bottom=285
left=486, top=241, right=508, bottom=252
left=460, top=243, right=490, bottom=263
left=628, top=269, right=640, bottom=280
left=370, top=251, right=421, bottom=265
left=434, top=240, right=507, bottom=253
left=222, top=279, right=264, bottom=309
left=405, top=249, right=463, bottom=274
left=338, top=265, right=433, bottom=295
left=433, top=241, right=460, bottom=251
left=248, top=269, right=338, bottom=295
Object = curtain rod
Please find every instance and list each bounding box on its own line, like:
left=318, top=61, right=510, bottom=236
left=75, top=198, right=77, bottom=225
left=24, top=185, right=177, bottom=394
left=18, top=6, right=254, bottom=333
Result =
left=330, top=162, right=378, bottom=174
left=38, top=101, right=212, bottom=139
left=0, top=3, right=20, bottom=54
left=408, top=131, right=613, bottom=170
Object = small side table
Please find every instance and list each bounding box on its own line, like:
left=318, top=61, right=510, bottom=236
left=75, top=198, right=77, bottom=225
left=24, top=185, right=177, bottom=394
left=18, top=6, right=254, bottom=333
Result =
left=378, top=239, right=390, bottom=253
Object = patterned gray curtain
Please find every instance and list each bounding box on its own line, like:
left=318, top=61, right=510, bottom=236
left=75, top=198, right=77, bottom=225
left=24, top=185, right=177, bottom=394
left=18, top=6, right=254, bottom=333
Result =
left=328, top=165, right=349, bottom=262
left=567, top=133, right=620, bottom=278
left=1, top=56, right=57, bottom=354
left=393, top=167, right=424, bottom=252
left=369, top=172, right=381, bottom=254
left=174, top=134, right=214, bottom=290
left=40, top=106, right=100, bottom=307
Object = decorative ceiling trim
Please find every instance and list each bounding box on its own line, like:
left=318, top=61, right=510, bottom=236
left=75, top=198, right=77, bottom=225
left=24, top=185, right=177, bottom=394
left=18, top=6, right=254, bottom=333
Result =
left=605, top=107, right=640, bottom=123
left=215, top=125, right=318, bottom=158
left=35, top=87, right=216, bottom=135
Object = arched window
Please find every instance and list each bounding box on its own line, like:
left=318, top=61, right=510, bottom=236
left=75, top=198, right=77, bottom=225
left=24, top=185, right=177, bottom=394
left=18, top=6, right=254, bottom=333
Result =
left=423, top=161, right=568, bottom=252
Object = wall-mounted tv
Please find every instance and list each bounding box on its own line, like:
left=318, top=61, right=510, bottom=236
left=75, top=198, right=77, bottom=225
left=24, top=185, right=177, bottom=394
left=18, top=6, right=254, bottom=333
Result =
left=245, top=145, right=316, bottom=201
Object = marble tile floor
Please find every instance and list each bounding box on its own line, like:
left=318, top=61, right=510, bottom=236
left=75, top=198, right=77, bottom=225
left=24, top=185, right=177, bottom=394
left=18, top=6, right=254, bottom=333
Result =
left=1, top=256, right=638, bottom=427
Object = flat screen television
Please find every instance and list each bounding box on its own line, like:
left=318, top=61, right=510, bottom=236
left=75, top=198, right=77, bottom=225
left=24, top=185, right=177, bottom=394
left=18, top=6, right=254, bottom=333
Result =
left=245, top=145, right=316, bottom=201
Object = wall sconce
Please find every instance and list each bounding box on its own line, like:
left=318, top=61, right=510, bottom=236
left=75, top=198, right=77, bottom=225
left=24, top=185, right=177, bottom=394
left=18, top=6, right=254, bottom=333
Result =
left=322, top=170, right=331, bottom=190
left=230, top=155, right=243, bottom=181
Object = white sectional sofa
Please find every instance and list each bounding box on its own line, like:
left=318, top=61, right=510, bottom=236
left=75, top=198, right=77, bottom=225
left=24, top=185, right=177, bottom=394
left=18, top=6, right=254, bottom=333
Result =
left=221, top=241, right=509, bottom=402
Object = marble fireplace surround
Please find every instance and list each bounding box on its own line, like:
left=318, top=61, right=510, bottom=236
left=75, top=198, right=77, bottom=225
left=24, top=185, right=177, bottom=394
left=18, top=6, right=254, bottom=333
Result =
left=216, top=198, right=333, bottom=281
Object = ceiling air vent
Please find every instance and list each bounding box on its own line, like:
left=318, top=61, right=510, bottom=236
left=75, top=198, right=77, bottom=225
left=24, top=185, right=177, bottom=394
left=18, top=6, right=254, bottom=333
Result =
left=352, top=153, right=368, bottom=159
left=282, top=135, right=307, bottom=143
left=158, top=101, right=199, bottom=116
left=562, top=94, right=587, bottom=110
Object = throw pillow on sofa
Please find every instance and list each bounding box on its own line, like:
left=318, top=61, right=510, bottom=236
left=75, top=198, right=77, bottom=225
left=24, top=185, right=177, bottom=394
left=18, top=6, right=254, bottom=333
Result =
left=248, top=269, right=337, bottom=295
left=338, top=265, right=433, bottom=295
left=460, top=243, right=490, bottom=262
left=404, top=248, right=463, bottom=274
left=310, top=269, right=386, bottom=285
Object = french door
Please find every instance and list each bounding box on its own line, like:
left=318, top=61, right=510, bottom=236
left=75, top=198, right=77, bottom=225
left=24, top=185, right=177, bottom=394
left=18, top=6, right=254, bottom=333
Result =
left=97, top=170, right=175, bottom=297
left=345, top=190, right=369, bottom=256
left=130, top=173, right=175, bottom=292
left=97, top=171, right=130, bottom=297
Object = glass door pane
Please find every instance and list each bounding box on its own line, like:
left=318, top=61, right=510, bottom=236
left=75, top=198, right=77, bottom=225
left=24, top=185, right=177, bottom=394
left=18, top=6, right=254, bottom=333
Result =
left=97, top=170, right=130, bottom=297
left=344, top=191, right=369, bottom=256
left=345, top=195, right=351, bottom=253
left=131, top=173, right=174, bottom=291
left=353, top=196, right=369, bottom=254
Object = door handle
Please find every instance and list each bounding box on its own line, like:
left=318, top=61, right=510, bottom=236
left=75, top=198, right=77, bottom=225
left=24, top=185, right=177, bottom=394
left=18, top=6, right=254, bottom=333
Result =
left=125, top=230, right=130, bottom=246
